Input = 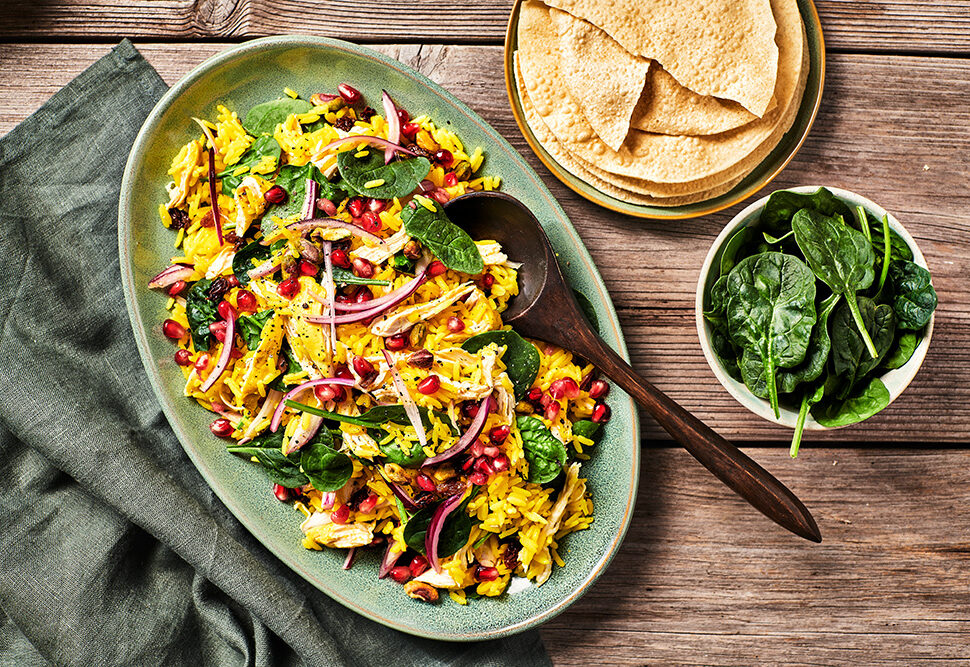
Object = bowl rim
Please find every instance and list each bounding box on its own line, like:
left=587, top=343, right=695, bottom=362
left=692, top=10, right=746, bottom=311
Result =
left=503, top=0, right=827, bottom=220
left=694, top=185, right=935, bottom=430
left=118, top=34, right=641, bottom=641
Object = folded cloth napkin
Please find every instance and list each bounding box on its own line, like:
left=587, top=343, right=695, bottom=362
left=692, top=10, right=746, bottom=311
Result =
left=0, top=40, right=550, bottom=667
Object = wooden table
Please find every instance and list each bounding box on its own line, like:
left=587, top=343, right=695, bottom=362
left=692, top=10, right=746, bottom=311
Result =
left=3, top=2, right=968, bottom=663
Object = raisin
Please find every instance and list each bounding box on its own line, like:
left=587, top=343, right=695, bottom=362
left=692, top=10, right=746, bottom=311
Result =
left=502, top=540, right=521, bottom=571
left=168, top=207, right=190, bottom=230
left=207, top=277, right=230, bottom=303
left=358, top=106, right=376, bottom=122
left=436, top=478, right=465, bottom=498
left=347, top=487, right=369, bottom=511
left=408, top=145, right=434, bottom=161
left=334, top=117, right=354, bottom=132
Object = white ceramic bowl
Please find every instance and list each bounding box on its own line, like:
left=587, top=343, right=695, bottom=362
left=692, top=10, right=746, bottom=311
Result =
left=695, top=186, right=935, bottom=429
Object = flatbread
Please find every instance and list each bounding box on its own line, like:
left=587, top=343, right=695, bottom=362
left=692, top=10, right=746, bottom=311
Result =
left=516, top=0, right=804, bottom=185
left=543, top=0, right=779, bottom=116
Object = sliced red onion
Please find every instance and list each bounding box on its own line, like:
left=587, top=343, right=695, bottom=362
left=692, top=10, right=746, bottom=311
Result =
left=207, top=147, right=224, bottom=246
left=388, top=480, right=421, bottom=512
left=378, top=540, right=403, bottom=579
left=320, top=492, right=335, bottom=510
left=381, top=90, right=401, bottom=164
left=313, top=135, right=417, bottom=162
left=247, top=261, right=280, bottom=280
left=211, top=400, right=244, bottom=426
left=301, top=177, right=318, bottom=221
left=426, top=484, right=469, bottom=573
left=343, top=547, right=357, bottom=570
left=148, top=264, right=194, bottom=289
left=281, top=217, right=386, bottom=247
left=284, top=414, right=323, bottom=455
left=239, top=389, right=283, bottom=443
left=200, top=314, right=235, bottom=392
left=305, top=268, right=427, bottom=325
left=334, top=260, right=428, bottom=313
left=322, top=241, right=337, bottom=360
left=422, top=393, right=492, bottom=467
left=270, top=377, right=356, bottom=432
left=382, top=350, right=426, bottom=448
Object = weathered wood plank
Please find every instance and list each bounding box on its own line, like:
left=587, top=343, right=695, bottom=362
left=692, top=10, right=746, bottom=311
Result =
left=2, top=43, right=967, bottom=442
left=541, top=447, right=970, bottom=665
left=0, top=1, right=969, bottom=53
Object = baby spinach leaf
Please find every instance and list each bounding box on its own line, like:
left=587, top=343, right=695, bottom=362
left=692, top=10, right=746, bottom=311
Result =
left=572, top=289, right=600, bottom=333
left=218, top=135, right=282, bottom=194
left=763, top=229, right=795, bottom=245
left=708, top=320, right=742, bottom=382
left=571, top=419, right=602, bottom=444
left=720, top=227, right=752, bottom=276
left=300, top=438, right=353, bottom=492
left=226, top=430, right=309, bottom=488
left=462, top=330, right=540, bottom=401
left=243, top=98, right=312, bottom=137
left=232, top=240, right=272, bottom=285
left=829, top=297, right=895, bottom=398
left=374, top=429, right=427, bottom=467
left=855, top=303, right=896, bottom=379
left=724, top=252, right=817, bottom=417
left=185, top=278, right=217, bottom=351
left=267, top=343, right=302, bottom=392
left=792, top=208, right=878, bottom=358
left=403, top=499, right=474, bottom=558
left=790, top=383, right=824, bottom=458
left=401, top=196, right=484, bottom=275
left=516, top=415, right=567, bottom=484
left=811, top=376, right=891, bottom=428
left=266, top=163, right=323, bottom=221
left=882, top=331, right=919, bottom=370
left=286, top=401, right=439, bottom=432
left=888, top=260, right=937, bottom=330
left=237, top=309, right=274, bottom=350
left=331, top=267, right=390, bottom=287
left=760, top=187, right=854, bottom=235
left=337, top=149, right=431, bottom=199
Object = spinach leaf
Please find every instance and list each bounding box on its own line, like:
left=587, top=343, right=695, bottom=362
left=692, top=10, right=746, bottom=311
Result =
left=462, top=330, right=540, bottom=401
left=571, top=419, right=602, bottom=444
left=516, top=415, right=567, bottom=484
left=286, top=401, right=438, bottom=432
left=237, top=309, right=274, bottom=350
left=812, top=376, right=891, bottom=428
left=724, top=252, right=817, bottom=417
left=572, top=289, right=600, bottom=333
left=300, top=437, right=353, bottom=492
left=336, top=149, right=431, bottom=199
left=265, top=163, right=324, bottom=221
left=185, top=278, right=217, bottom=351
left=226, top=430, right=308, bottom=488
left=232, top=240, right=273, bottom=285
left=792, top=208, right=879, bottom=359
left=331, top=267, right=390, bottom=286
left=882, top=331, right=919, bottom=370
left=243, top=98, right=312, bottom=137
left=374, top=429, right=427, bottom=467
left=760, top=187, right=854, bottom=235
left=790, top=383, right=824, bottom=458
left=402, top=500, right=474, bottom=558
left=855, top=303, right=896, bottom=379
left=868, top=218, right=913, bottom=262
left=888, top=260, right=937, bottom=330
left=829, top=297, right=894, bottom=398
left=763, top=230, right=795, bottom=244
left=218, top=135, right=282, bottom=194
left=720, top=226, right=752, bottom=276
left=708, top=320, right=742, bottom=382
left=401, top=196, right=484, bottom=274
left=267, top=344, right=301, bottom=392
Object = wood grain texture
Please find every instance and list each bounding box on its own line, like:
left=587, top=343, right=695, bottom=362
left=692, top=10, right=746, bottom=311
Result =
left=540, top=447, right=970, bottom=665
left=2, top=43, right=967, bottom=443
left=0, top=1, right=969, bottom=53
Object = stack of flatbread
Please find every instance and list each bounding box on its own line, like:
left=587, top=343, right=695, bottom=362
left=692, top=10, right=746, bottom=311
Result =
left=514, top=0, right=809, bottom=206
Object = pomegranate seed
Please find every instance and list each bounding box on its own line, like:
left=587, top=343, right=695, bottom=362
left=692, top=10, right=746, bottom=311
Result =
left=353, top=356, right=376, bottom=380
left=430, top=188, right=450, bottom=205
left=368, top=198, right=386, bottom=213
left=317, top=197, right=338, bottom=216
left=194, top=353, right=210, bottom=372
left=539, top=392, right=554, bottom=408
left=385, top=333, right=408, bottom=351
left=433, top=149, right=454, bottom=167
left=580, top=369, right=599, bottom=391
left=476, top=566, right=499, bottom=581
left=416, top=474, right=437, bottom=493
left=314, top=384, right=345, bottom=403
left=401, top=122, right=420, bottom=140
left=480, top=273, right=495, bottom=290
left=230, top=346, right=244, bottom=359
left=443, top=172, right=458, bottom=187
left=417, top=375, right=441, bottom=395
left=544, top=402, right=561, bottom=420
left=235, top=289, right=257, bottom=312
left=174, top=349, right=192, bottom=366
left=489, top=425, right=510, bottom=444
left=273, top=484, right=292, bottom=502
left=330, top=504, right=350, bottom=524
left=335, top=294, right=352, bottom=305
left=299, top=260, right=319, bottom=276
left=167, top=280, right=186, bottom=296
left=352, top=258, right=374, bottom=279
left=210, top=418, right=233, bottom=438
left=217, top=300, right=236, bottom=321
left=588, top=379, right=610, bottom=400
left=464, top=402, right=480, bottom=419
left=354, top=286, right=373, bottom=304
left=483, top=445, right=500, bottom=458
left=264, top=185, right=286, bottom=204
left=277, top=277, right=300, bottom=299
left=226, top=275, right=240, bottom=288
left=491, top=454, right=510, bottom=473
left=470, top=440, right=485, bottom=458
left=389, top=566, right=411, bottom=584
left=347, top=196, right=366, bottom=218
left=447, top=316, right=465, bottom=333
left=427, top=260, right=446, bottom=277
left=208, top=321, right=227, bottom=343
left=468, top=472, right=488, bottom=486
left=592, top=402, right=612, bottom=424
left=527, top=387, right=543, bottom=403
left=358, top=494, right=378, bottom=514
left=549, top=377, right=580, bottom=400
left=338, top=83, right=362, bottom=105
left=396, top=108, right=411, bottom=125
left=359, top=211, right=382, bottom=233
left=334, top=364, right=354, bottom=381
left=474, top=457, right=493, bottom=474
left=409, top=554, right=429, bottom=577
left=330, top=248, right=351, bottom=269
left=461, top=457, right=475, bottom=472
left=162, top=319, right=185, bottom=340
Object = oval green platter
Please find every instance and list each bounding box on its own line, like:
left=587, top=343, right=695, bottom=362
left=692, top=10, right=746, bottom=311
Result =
left=118, top=35, right=639, bottom=641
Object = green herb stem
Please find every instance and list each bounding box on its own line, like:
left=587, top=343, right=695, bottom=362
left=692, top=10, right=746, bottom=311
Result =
left=284, top=400, right=372, bottom=427
left=854, top=205, right=872, bottom=243
left=790, top=393, right=810, bottom=458
left=766, top=340, right=780, bottom=419
left=877, top=214, right=891, bottom=293
left=845, top=293, right=879, bottom=359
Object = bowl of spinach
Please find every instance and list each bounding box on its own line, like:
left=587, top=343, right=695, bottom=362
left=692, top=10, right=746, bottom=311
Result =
left=696, top=186, right=937, bottom=456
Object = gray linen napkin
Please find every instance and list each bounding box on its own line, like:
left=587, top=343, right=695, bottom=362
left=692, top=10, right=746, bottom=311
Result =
left=0, top=40, right=550, bottom=667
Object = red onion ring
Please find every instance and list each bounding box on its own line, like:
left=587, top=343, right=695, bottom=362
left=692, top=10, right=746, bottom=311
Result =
left=387, top=480, right=421, bottom=512
left=301, top=177, right=318, bottom=221
left=381, top=90, right=401, bottom=164
left=322, top=241, right=337, bottom=360
left=343, top=547, right=357, bottom=570
left=422, top=393, right=492, bottom=467
left=270, top=377, right=356, bottom=432
left=334, top=261, right=428, bottom=312
left=378, top=540, right=404, bottom=579
left=148, top=264, right=194, bottom=289
left=312, top=135, right=417, bottom=162
left=304, top=268, right=427, bottom=325
left=200, top=314, right=235, bottom=392
left=207, top=147, right=224, bottom=246
left=273, top=217, right=387, bottom=248
left=426, top=484, right=469, bottom=573
left=247, top=261, right=280, bottom=281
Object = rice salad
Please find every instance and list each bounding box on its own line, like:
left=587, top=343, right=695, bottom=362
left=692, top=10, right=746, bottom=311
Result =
left=148, top=84, right=613, bottom=604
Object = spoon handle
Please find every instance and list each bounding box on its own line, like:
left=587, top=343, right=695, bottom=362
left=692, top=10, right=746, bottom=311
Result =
left=576, top=336, right=821, bottom=543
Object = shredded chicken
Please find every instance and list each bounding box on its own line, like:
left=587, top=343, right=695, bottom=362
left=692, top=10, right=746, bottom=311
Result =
left=352, top=227, right=410, bottom=264
left=414, top=568, right=462, bottom=589
left=205, top=246, right=235, bottom=279
left=477, top=240, right=521, bottom=269
left=369, top=283, right=475, bottom=336
left=534, top=462, right=584, bottom=585
left=301, top=512, right=374, bottom=548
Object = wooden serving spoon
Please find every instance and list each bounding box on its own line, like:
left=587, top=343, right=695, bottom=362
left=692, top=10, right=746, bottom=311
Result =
left=444, top=191, right=821, bottom=542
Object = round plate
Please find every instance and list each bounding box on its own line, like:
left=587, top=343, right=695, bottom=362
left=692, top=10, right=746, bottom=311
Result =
left=504, top=0, right=826, bottom=220
left=118, top=36, right=639, bottom=641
